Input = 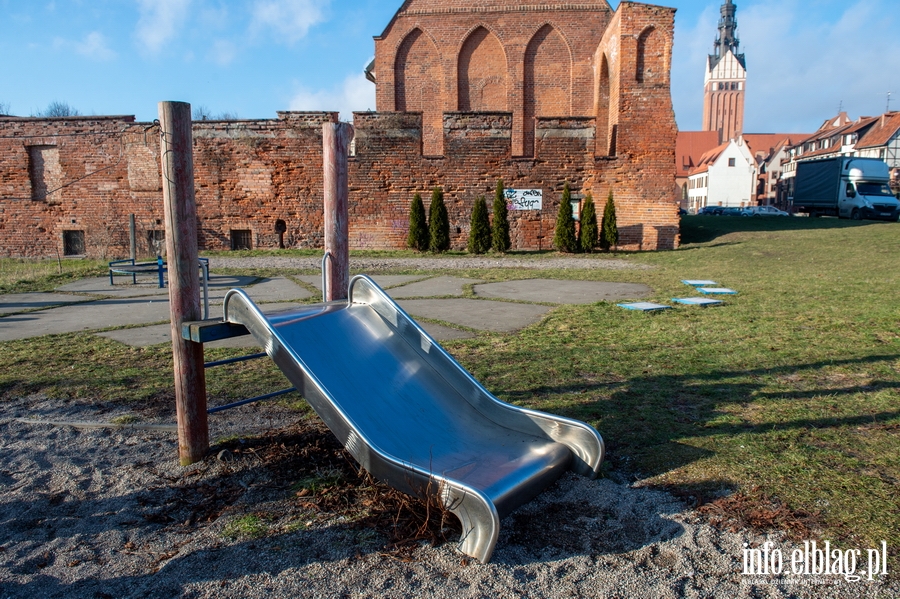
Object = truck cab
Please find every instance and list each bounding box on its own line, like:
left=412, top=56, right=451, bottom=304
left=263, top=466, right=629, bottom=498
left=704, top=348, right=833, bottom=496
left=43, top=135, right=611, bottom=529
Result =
left=840, top=163, right=899, bottom=220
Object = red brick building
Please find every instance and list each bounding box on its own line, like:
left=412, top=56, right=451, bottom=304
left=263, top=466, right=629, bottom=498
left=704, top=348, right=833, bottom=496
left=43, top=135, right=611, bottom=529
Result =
left=0, top=1, right=679, bottom=258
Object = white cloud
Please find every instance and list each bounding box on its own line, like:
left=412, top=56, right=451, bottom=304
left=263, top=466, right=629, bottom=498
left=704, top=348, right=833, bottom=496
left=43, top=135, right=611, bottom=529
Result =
left=251, top=0, right=329, bottom=45
left=75, top=32, right=117, bottom=61
left=49, top=32, right=117, bottom=61
left=289, top=72, right=375, bottom=121
left=135, top=0, right=192, bottom=55
left=209, top=39, right=237, bottom=66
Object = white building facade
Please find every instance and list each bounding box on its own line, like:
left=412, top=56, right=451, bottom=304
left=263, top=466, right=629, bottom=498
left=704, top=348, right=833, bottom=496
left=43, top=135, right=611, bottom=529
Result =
left=687, top=137, right=756, bottom=211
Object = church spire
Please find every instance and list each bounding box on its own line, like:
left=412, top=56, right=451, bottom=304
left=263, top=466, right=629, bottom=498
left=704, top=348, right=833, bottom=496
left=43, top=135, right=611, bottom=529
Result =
left=710, top=0, right=745, bottom=68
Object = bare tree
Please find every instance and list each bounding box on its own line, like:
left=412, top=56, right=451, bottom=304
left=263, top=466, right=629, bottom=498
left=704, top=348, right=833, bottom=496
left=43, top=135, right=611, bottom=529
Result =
left=192, top=105, right=239, bottom=121
left=32, top=101, right=81, bottom=117
left=0, top=101, right=10, bottom=116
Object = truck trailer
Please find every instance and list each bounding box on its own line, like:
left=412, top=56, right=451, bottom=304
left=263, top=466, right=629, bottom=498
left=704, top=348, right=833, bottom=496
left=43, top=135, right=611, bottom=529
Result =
left=791, top=157, right=899, bottom=221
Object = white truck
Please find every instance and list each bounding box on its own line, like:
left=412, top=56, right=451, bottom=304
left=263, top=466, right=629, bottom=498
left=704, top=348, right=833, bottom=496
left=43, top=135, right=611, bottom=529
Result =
left=791, top=157, right=900, bottom=221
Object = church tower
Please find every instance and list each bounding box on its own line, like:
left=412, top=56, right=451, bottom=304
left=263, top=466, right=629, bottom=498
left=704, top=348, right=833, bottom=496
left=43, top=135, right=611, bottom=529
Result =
left=702, top=0, right=746, bottom=143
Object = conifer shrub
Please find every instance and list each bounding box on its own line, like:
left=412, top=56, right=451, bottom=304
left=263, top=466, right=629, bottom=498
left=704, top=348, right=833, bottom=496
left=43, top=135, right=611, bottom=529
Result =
left=579, top=192, right=598, bottom=253
left=600, top=190, right=619, bottom=251
left=553, top=181, right=577, bottom=253
left=428, top=186, right=450, bottom=252
left=467, top=196, right=491, bottom=254
left=407, top=193, right=429, bottom=252
left=491, top=179, right=511, bottom=253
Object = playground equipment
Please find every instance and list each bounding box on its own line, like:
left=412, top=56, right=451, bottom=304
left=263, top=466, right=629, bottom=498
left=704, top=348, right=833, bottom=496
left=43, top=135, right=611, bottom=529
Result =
left=160, top=106, right=602, bottom=560
left=109, top=256, right=211, bottom=320
left=219, top=275, right=604, bottom=563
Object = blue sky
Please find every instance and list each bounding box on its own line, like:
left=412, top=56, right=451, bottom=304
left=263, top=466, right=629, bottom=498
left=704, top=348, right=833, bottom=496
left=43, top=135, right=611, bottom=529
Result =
left=1, top=0, right=898, bottom=134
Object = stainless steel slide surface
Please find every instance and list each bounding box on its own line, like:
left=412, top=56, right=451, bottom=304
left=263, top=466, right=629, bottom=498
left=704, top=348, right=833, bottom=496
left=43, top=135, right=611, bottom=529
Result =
left=223, top=275, right=604, bottom=562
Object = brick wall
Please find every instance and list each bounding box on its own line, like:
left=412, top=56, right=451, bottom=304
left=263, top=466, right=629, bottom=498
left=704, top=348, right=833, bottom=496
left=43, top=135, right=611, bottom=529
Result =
left=374, top=1, right=612, bottom=157
left=0, top=1, right=679, bottom=258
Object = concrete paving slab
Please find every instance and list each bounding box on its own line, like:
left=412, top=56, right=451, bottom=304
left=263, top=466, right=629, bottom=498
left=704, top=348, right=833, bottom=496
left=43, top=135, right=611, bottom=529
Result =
left=0, top=296, right=174, bottom=341
left=0, top=293, right=95, bottom=315
left=229, top=277, right=312, bottom=304
left=387, top=276, right=481, bottom=298
left=397, top=299, right=551, bottom=333
left=418, top=322, right=476, bottom=341
left=296, top=275, right=424, bottom=292
left=57, top=275, right=257, bottom=298
left=474, top=279, right=653, bottom=304
left=96, top=303, right=302, bottom=348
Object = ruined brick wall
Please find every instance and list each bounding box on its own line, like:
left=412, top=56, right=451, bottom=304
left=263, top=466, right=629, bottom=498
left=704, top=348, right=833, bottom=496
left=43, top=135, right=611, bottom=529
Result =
left=349, top=111, right=598, bottom=251
left=192, top=112, right=336, bottom=252
left=374, top=1, right=613, bottom=157
left=0, top=115, right=162, bottom=259
left=594, top=2, right=679, bottom=250
left=0, top=3, right=679, bottom=258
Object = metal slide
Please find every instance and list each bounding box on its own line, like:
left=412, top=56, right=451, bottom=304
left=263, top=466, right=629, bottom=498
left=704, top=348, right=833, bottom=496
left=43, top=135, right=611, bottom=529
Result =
left=223, top=275, right=604, bottom=562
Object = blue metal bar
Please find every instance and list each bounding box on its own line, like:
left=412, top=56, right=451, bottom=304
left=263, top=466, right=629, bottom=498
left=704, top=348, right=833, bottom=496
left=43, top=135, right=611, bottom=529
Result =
left=207, top=387, right=296, bottom=414
left=156, top=256, right=165, bottom=288
left=204, top=352, right=267, bottom=368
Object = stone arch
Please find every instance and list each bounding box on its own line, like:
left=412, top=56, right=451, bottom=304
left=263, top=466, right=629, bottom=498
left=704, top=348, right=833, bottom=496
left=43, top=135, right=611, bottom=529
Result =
left=458, top=26, right=508, bottom=112
left=523, top=24, right=572, bottom=156
left=596, top=52, right=611, bottom=156
left=395, top=27, right=444, bottom=155
left=636, top=26, right=662, bottom=84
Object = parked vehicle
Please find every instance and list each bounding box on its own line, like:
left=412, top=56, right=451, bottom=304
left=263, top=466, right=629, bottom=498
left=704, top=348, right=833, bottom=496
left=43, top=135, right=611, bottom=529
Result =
left=791, top=157, right=900, bottom=221
left=741, top=206, right=790, bottom=217
left=696, top=206, right=742, bottom=216
left=697, top=206, right=721, bottom=215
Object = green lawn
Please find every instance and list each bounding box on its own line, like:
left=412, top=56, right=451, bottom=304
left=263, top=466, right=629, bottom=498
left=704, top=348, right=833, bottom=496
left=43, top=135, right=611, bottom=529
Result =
left=1, top=215, right=898, bottom=556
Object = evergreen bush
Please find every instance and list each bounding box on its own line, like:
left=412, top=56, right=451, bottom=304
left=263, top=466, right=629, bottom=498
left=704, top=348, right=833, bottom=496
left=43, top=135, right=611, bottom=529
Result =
left=407, top=193, right=429, bottom=251
left=553, top=181, right=577, bottom=253
left=491, top=179, right=511, bottom=252
left=428, top=187, right=450, bottom=252
left=579, top=192, right=598, bottom=253
left=468, top=196, right=491, bottom=254
left=600, top=190, right=619, bottom=251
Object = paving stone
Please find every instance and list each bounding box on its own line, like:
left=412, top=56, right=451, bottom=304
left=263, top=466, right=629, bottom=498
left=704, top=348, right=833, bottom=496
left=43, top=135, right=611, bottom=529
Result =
left=387, top=276, right=481, bottom=298
left=474, top=279, right=652, bottom=304
left=397, top=299, right=551, bottom=333
left=417, top=322, right=476, bottom=341
left=0, top=293, right=94, bottom=315
left=0, top=297, right=174, bottom=342
left=296, top=274, right=425, bottom=293
left=56, top=275, right=257, bottom=298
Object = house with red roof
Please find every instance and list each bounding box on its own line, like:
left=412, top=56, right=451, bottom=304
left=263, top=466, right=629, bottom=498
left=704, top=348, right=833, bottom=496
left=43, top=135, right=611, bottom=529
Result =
left=780, top=111, right=899, bottom=200
left=685, top=137, right=756, bottom=212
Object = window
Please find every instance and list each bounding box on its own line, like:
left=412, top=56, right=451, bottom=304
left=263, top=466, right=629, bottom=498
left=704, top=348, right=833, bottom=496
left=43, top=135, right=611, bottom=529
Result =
left=63, top=230, right=85, bottom=256
left=571, top=200, right=581, bottom=221
left=728, top=158, right=736, bottom=167
left=231, top=229, right=253, bottom=251
left=28, top=145, right=62, bottom=201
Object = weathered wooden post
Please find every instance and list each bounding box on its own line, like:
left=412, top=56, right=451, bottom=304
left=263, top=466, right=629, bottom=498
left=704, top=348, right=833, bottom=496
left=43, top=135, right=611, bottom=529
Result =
left=323, top=122, right=353, bottom=301
left=159, top=101, right=208, bottom=465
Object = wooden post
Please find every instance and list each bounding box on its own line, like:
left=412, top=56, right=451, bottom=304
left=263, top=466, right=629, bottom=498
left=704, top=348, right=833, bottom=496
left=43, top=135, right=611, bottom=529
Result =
left=129, top=214, right=136, bottom=260
left=323, top=122, right=353, bottom=301
left=159, top=101, right=208, bottom=466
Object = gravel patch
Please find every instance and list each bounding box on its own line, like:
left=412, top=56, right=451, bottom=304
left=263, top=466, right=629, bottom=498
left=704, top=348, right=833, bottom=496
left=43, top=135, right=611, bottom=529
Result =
left=207, top=256, right=652, bottom=272
left=1, top=394, right=894, bottom=598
